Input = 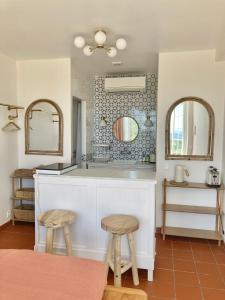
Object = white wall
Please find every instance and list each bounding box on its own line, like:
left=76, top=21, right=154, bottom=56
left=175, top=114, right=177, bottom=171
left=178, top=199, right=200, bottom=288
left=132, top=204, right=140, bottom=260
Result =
left=0, top=53, right=18, bottom=225
left=17, top=58, right=72, bottom=168
left=157, top=50, right=225, bottom=228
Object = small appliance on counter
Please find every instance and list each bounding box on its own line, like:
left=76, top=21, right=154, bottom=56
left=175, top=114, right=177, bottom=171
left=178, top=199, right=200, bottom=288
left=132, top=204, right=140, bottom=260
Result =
left=36, top=163, right=78, bottom=175
left=142, top=153, right=156, bottom=163
left=174, top=165, right=189, bottom=183
left=206, top=166, right=221, bottom=187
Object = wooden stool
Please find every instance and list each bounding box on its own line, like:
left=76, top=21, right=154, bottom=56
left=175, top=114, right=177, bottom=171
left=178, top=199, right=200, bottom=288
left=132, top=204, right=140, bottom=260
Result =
left=101, top=214, right=139, bottom=287
left=38, top=209, right=76, bottom=255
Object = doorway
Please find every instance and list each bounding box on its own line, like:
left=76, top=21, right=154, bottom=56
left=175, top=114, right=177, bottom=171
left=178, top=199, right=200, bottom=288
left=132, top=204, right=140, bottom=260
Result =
left=72, top=97, right=84, bottom=164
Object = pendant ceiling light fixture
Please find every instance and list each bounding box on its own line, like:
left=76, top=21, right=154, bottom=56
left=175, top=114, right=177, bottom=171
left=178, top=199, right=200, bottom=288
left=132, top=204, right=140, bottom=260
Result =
left=74, top=30, right=127, bottom=58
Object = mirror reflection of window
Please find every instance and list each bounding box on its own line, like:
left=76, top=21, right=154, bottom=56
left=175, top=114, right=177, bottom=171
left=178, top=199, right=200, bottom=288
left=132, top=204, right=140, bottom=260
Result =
left=170, top=103, right=185, bottom=155
left=113, top=117, right=139, bottom=142
left=170, top=101, right=209, bottom=156
left=29, top=103, right=59, bottom=151
left=25, top=99, right=63, bottom=155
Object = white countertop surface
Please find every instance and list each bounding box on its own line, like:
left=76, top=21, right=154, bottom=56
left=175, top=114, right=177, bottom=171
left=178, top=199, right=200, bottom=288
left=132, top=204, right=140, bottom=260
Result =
left=62, top=168, right=157, bottom=182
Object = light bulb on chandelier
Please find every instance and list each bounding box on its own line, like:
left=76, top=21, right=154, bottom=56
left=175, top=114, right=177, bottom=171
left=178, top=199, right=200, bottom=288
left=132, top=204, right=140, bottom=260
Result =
left=94, top=30, right=107, bottom=45
left=116, top=38, right=127, bottom=50
left=107, top=47, right=117, bottom=58
left=74, top=36, right=86, bottom=48
left=74, top=29, right=127, bottom=58
left=83, top=45, right=93, bottom=56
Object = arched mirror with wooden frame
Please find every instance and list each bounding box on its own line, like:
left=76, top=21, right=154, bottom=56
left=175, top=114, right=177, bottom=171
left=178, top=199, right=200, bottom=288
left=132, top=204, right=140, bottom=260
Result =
left=25, top=99, right=63, bottom=155
left=165, top=97, right=214, bottom=160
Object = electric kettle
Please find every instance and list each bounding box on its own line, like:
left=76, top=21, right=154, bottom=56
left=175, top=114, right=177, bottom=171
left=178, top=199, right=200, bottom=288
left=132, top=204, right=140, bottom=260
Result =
left=175, top=165, right=189, bottom=183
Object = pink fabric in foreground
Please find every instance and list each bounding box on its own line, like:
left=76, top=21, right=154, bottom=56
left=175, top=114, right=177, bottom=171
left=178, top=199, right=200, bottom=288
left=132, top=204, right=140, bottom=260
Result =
left=0, top=249, right=107, bottom=300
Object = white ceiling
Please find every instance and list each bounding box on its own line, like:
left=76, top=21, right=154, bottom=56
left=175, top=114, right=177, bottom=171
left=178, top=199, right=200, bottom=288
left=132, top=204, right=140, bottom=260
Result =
left=0, top=0, right=225, bottom=74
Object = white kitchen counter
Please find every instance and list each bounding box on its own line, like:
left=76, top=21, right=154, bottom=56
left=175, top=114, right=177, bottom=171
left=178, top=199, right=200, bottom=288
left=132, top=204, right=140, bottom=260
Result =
left=34, top=168, right=157, bottom=281
left=64, top=168, right=156, bottom=182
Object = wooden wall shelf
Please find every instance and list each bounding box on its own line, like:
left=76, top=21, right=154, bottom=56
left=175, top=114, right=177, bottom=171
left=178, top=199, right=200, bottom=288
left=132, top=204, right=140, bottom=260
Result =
left=163, top=227, right=222, bottom=241
left=161, top=179, right=224, bottom=246
left=164, top=180, right=224, bottom=190
left=163, top=204, right=218, bottom=215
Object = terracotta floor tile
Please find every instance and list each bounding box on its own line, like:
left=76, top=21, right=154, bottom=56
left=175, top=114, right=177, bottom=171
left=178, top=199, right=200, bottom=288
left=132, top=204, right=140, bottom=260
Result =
left=166, top=236, right=190, bottom=242
left=172, top=241, right=191, bottom=250
left=1, top=222, right=35, bottom=234
left=148, top=282, right=175, bottom=299
left=173, top=259, right=195, bottom=272
left=0, top=238, right=10, bottom=248
left=156, top=247, right=173, bottom=258
left=214, top=254, right=225, bottom=265
left=0, top=231, right=12, bottom=240
left=174, top=271, right=199, bottom=286
left=218, top=264, right=225, bottom=277
left=156, top=239, right=172, bottom=250
left=190, top=238, right=210, bottom=244
left=192, top=247, right=212, bottom=255
left=0, top=225, right=34, bottom=250
left=195, top=262, right=220, bottom=275
left=175, top=285, right=202, bottom=300
left=155, top=257, right=173, bottom=270
left=191, top=243, right=210, bottom=251
left=198, top=273, right=225, bottom=289
left=125, top=268, right=148, bottom=281
left=173, top=249, right=193, bottom=261
left=193, top=251, right=216, bottom=263
left=202, top=288, right=225, bottom=300
left=154, top=269, right=174, bottom=283
left=1, top=237, right=34, bottom=250
left=209, top=245, right=225, bottom=255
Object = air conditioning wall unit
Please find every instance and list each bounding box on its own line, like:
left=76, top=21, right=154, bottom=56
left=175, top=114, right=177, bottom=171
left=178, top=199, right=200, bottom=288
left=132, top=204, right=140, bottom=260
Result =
left=104, top=76, right=146, bottom=92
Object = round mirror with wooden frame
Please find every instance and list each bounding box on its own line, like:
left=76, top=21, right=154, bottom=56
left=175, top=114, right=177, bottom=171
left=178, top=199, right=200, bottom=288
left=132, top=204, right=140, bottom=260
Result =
left=113, top=116, right=139, bottom=143
left=165, top=97, right=214, bottom=160
left=25, top=99, right=63, bottom=156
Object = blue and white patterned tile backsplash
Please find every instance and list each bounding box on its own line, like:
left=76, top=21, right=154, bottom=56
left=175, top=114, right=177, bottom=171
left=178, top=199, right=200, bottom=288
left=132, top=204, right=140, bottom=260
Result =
left=93, top=73, right=158, bottom=161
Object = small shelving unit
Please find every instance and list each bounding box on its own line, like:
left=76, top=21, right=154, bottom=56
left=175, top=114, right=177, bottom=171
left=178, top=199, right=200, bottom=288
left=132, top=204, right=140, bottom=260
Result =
left=161, top=179, right=224, bottom=246
left=11, top=169, right=35, bottom=224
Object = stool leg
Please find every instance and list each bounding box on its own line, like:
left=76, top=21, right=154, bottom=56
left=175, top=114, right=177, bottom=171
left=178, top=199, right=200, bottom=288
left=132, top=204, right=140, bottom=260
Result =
left=128, top=232, right=139, bottom=286
left=105, top=234, right=113, bottom=276
left=46, top=228, right=54, bottom=254
left=114, top=234, right=121, bottom=287
left=63, top=224, right=73, bottom=256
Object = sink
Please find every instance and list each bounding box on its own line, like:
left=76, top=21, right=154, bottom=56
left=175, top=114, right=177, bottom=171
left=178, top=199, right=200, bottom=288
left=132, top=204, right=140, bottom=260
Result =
left=88, top=160, right=155, bottom=170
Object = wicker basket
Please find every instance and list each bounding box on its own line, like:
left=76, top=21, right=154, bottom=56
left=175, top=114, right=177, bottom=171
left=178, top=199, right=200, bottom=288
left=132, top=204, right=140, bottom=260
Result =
left=13, top=204, right=34, bottom=222
left=13, top=169, right=35, bottom=178
left=15, top=188, right=34, bottom=199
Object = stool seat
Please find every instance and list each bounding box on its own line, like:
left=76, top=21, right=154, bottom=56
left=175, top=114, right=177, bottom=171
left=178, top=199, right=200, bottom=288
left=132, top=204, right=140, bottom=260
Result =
left=38, top=209, right=76, bottom=229
left=38, top=209, right=76, bottom=256
left=101, top=214, right=139, bottom=235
